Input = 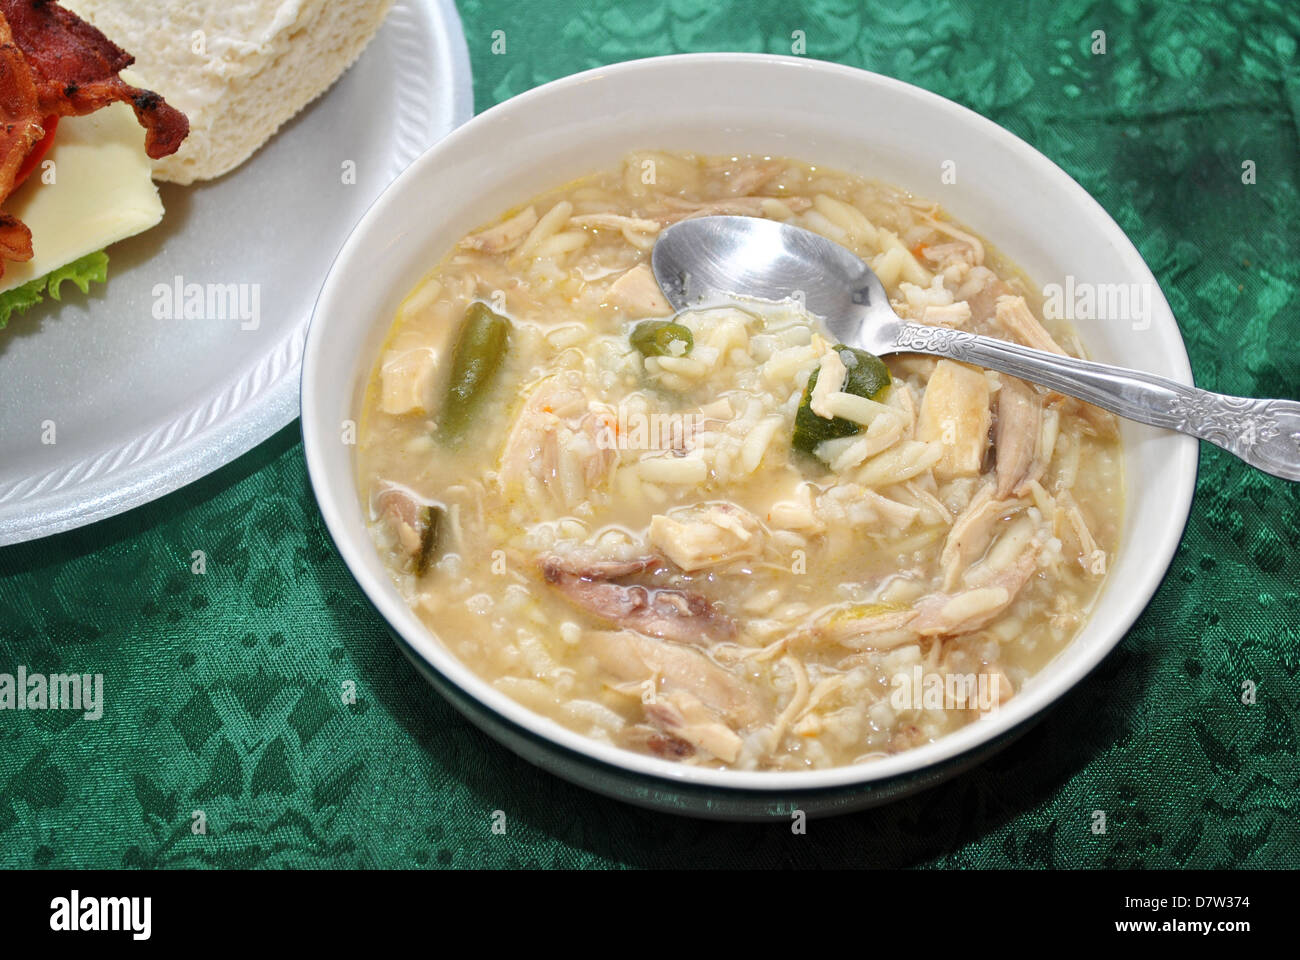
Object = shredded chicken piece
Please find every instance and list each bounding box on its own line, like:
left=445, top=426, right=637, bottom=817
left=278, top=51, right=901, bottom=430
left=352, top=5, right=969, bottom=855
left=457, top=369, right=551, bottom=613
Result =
left=379, top=347, right=439, bottom=416
left=621, top=724, right=695, bottom=759
left=606, top=262, right=673, bottom=316
left=919, top=241, right=978, bottom=270
left=890, top=380, right=919, bottom=439
left=655, top=195, right=812, bottom=224
left=766, top=655, right=811, bottom=750
left=721, top=160, right=782, bottom=197
left=648, top=502, right=763, bottom=572
left=920, top=215, right=986, bottom=265
left=570, top=213, right=661, bottom=233
left=995, top=295, right=1067, bottom=354
left=959, top=269, right=1013, bottom=330
left=862, top=490, right=922, bottom=530
left=994, top=376, right=1046, bottom=498
left=541, top=559, right=735, bottom=645
left=903, top=477, right=953, bottom=525
left=813, top=607, right=920, bottom=650
left=645, top=692, right=745, bottom=763
left=1055, top=489, right=1104, bottom=575
left=712, top=635, right=790, bottom=665
left=939, top=480, right=1025, bottom=591
left=767, top=483, right=825, bottom=534
left=913, top=517, right=1045, bottom=635
left=498, top=376, right=618, bottom=510
left=1057, top=395, right=1122, bottom=442
left=796, top=674, right=847, bottom=725
left=459, top=206, right=538, bottom=253
left=589, top=629, right=758, bottom=762
left=916, top=359, right=992, bottom=479
left=964, top=514, right=1043, bottom=589
left=922, top=301, right=973, bottom=327
left=371, top=482, right=437, bottom=560
left=542, top=555, right=658, bottom=579
left=590, top=630, right=757, bottom=720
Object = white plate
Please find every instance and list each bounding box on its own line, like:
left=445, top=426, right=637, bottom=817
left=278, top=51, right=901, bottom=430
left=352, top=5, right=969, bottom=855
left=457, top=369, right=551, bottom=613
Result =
left=0, top=0, right=472, bottom=546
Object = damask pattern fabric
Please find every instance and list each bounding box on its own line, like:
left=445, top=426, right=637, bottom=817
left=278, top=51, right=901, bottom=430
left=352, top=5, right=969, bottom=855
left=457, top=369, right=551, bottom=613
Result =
left=0, top=0, right=1296, bottom=868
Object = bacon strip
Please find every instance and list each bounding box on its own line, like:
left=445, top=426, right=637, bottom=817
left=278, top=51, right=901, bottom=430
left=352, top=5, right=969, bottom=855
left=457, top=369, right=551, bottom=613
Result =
left=0, top=14, right=46, bottom=266
left=0, top=0, right=188, bottom=159
left=0, top=0, right=188, bottom=275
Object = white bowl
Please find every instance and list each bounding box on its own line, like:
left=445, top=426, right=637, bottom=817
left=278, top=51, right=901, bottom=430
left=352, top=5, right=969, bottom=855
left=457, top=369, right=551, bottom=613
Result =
left=302, top=53, right=1198, bottom=819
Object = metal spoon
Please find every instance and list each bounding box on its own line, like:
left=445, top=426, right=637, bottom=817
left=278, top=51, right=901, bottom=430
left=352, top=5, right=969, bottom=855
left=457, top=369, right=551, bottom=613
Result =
left=652, top=215, right=1300, bottom=481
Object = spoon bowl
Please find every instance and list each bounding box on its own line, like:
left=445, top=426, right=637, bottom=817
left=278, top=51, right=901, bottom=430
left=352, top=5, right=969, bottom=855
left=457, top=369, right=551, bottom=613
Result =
left=653, top=215, right=1300, bottom=482
left=653, top=214, right=900, bottom=355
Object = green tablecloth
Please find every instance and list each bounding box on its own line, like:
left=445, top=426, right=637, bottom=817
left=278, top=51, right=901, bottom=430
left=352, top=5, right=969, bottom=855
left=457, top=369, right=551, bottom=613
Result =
left=2, top=0, right=1297, bottom=869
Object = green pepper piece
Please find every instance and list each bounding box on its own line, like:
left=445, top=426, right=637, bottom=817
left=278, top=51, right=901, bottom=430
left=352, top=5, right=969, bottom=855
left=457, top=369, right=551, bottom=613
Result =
left=791, top=345, right=891, bottom=455
left=630, top=319, right=694, bottom=357
left=413, top=505, right=444, bottom=576
left=440, top=301, right=511, bottom=444
left=838, top=345, right=891, bottom=400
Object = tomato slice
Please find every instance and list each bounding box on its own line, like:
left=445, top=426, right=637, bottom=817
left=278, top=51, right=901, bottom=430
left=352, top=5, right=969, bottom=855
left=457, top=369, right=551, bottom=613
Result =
left=14, top=115, right=59, bottom=189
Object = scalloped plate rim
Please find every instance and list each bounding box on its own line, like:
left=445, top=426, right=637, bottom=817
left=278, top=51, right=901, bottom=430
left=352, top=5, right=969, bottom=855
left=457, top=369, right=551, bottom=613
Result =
left=0, top=0, right=473, bottom=547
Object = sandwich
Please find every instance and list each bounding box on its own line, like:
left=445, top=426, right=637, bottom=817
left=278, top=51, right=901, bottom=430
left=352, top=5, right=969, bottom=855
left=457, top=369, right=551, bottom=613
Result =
left=0, top=0, right=188, bottom=327
left=64, top=0, right=396, bottom=185
left=0, top=0, right=395, bottom=328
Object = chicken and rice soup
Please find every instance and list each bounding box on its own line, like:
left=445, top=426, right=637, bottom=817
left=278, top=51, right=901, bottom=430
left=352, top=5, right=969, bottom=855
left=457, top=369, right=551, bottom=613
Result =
left=357, top=151, right=1124, bottom=770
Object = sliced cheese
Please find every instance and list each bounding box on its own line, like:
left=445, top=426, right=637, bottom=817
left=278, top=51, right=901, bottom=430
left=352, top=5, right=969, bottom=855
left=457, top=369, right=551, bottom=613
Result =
left=0, top=102, right=164, bottom=294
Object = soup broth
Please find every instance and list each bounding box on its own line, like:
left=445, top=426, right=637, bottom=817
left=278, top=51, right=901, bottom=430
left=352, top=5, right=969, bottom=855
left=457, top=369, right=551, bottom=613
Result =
left=357, top=152, right=1124, bottom=770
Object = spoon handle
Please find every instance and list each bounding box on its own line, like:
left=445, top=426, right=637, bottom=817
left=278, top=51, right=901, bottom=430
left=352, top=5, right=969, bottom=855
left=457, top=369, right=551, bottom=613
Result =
left=892, top=321, right=1300, bottom=481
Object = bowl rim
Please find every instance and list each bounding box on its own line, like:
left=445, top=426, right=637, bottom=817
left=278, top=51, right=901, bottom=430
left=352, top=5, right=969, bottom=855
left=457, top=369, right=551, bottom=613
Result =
left=302, top=51, right=1199, bottom=792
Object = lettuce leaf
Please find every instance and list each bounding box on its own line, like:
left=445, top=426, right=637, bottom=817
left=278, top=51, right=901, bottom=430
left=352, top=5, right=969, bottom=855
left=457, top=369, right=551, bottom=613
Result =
left=0, top=250, right=109, bottom=330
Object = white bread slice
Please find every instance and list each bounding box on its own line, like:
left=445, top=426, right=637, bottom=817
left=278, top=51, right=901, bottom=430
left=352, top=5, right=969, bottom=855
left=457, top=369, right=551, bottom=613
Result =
left=64, top=0, right=394, bottom=185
